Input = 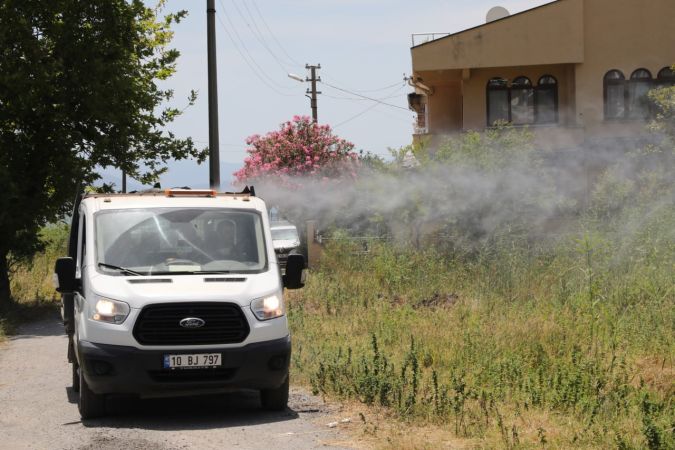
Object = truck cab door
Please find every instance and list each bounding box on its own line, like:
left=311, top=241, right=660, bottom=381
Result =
left=63, top=194, right=82, bottom=362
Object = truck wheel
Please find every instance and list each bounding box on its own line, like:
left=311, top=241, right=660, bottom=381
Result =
left=72, top=362, right=80, bottom=393
left=260, top=376, right=289, bottom=411
left=78, top=365, right=106, bottom=419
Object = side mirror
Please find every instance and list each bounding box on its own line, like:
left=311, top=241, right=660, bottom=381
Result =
left=283, top=254, right=305, bottom=289
left=54, top=257, right=76, bottom=293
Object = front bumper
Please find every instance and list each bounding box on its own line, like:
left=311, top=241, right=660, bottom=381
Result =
left=77, top=336, right=290, bottom=397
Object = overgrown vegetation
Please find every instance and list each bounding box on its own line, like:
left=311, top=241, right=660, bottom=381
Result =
left=288, top=212, right=674, bottom=447
left=9, top=224, right=69, bottom=303
left=287, top=88, right=674, bottom=447
left=0, top=224, right=67, bottom=339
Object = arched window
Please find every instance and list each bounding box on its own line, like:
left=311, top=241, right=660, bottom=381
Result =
left=510, top=77, right=534, bottom=125
left=656, top=66, right=675, bottom=88
left=535, top=75, right=558, bottom=124
left=486, top=78, right=509, bottom=125
left=627, top=69, right=652, bottom=119
left=604, top=70, right=626, bottom=119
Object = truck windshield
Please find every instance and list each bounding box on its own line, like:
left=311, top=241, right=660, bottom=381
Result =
left=95, top=208, right=267, bottom=275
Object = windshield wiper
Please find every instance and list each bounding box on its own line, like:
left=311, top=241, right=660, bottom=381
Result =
left=149, top=270, right=232, bottom=275
left=98, top=262, right=143, bottom=276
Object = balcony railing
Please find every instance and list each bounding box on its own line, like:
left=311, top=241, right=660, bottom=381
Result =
left=411, top=33, right=451, bottom=47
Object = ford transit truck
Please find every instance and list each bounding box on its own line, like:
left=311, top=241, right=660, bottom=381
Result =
left=54, top=187, right=305, bottom=418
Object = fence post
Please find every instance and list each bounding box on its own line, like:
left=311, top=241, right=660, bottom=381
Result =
left=306, top=220, right=322, bottom=269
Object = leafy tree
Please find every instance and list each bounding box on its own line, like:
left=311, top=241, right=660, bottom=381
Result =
left=233, top=115, right=359, bottom=184
left=232, top=116, right=361, bottom=249
left=649, top=65, right=675, bottom=143
left=0, top=0, right=205, bottom=304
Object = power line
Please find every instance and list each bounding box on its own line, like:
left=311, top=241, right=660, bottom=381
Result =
left=333, top=103, right=381, bottom=128
left=355, top=80, right=408, bottom=93
left=320, top=80, right=410, bottom=111
left=322, top=74, right=406, bottom=93
left=215, top=0, right=295, bottom=96
left=229, top=0, right=297, bottom=73
left=323, top=82, right=406, bottom=101
left=250, top=0, right=304, bottom=68
left=332, top=83, right=409, bottom=128
left=323, top=93, right=402, bottom=101
left=368, top=104, right=414, bottom=124
left=214, top=12, right=291, bottom=96
left=336, top=105, right=412, bottom=129
left=216, top=0, right=293, bottom=91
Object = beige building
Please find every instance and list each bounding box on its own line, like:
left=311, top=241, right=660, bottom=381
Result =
left=409, top=0, right=675, bottom=150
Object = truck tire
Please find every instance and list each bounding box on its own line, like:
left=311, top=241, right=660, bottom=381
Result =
left=260, top=376, right=289, bottom=411
left=78, top=365, right=105, bottom=419
left=72, top=362, right=80, bottom=393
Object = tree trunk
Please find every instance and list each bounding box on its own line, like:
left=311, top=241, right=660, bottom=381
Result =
left=0, top=249, right=11, bottom=305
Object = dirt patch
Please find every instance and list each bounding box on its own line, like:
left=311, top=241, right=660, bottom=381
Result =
left=634, top=356, right=675, bottom=395
left=314, top=399, right=479, bottom=449
left=414, top=293, right=459, bottom=309
left=74, top=435, right=174, bottom=450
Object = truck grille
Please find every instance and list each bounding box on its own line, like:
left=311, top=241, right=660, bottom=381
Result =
left=133, top=302, right=249, bottom=346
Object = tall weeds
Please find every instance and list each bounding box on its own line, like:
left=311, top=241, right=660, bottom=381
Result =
left=288, top=195, right=674, bottom=447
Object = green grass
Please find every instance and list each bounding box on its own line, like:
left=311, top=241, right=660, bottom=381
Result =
left=287, top=224, right=674, bottom=448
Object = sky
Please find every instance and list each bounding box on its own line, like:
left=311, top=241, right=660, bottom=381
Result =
left=104, top=0, right=552, bottom=191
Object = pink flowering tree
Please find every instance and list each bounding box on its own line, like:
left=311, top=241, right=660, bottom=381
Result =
left=234, top=116, right=359, bottom=184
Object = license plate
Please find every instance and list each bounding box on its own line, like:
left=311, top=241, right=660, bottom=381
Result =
left=163, top=353, right=222, bottom=369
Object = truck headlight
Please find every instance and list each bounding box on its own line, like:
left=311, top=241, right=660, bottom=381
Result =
left=92, top=297, right=130, bottom=324
left=250, top=294, right=284, bottom=321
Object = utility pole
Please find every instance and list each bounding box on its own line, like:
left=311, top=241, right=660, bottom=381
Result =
left=305, top=64, right=321, bottom=123
left=121, top=170, right=126, bottom=193
left=207, top=0, right=220, bottom=190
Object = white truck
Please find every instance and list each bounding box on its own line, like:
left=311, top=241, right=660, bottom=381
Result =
left=54, top=187, right=305, bottom=418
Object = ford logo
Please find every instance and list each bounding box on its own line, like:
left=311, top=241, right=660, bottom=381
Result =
left=179, top=317, right=205, bottom=328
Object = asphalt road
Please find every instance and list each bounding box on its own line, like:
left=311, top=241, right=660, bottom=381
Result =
left=0, top=316, right=350, bottom=450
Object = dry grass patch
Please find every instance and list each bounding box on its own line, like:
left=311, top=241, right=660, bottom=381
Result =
left=634, top=356, right=675, bottom=395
